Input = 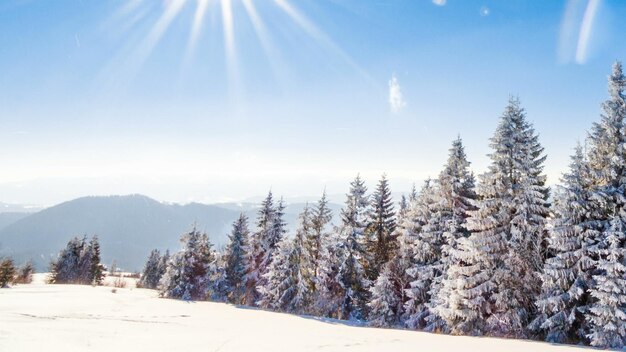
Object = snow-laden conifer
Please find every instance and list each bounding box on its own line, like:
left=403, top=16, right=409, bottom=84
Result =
left=368, top=229, right=413, bottom=327
left=450, top=98, right=548, bottom=337
left=224, top=213, right=249, bottom=304
left=427, top=137, right=476, bottom=332
left=365, top=174, right=397, bottom=280
left=531, top=144, right=597, bottom=343
left=243, top=192, right=286, bottom=305
left=303, top=192, right=333, bottom=296
left=586, top=216, right=626, bottom=349
left=139, top=249, right=163, bottom=289
left=403, top=179, right=441, bottom=329
left=159, top=225, right=214, bottom=300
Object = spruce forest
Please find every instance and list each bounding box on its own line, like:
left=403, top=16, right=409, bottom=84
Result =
left=48, top=61, right=626, bottom=349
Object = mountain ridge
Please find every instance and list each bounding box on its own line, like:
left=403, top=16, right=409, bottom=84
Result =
left=0, top=194, right=342, bottom=271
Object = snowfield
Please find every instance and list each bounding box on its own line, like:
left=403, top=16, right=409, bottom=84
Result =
left=0, top=275, right=592, bottom=352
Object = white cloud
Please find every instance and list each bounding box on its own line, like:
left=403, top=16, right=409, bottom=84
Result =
left=388, top=74, right=406, bottom=114
left=432, top=0, right=446, bottom=6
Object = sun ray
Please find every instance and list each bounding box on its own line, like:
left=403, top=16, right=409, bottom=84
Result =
left=221, top=0, right=242, bottom=104
left=189, top=0, right=210, bottom=55
left=242, top=0, right=288, bottom=87
left=131, top=0, right=187, bottom=70
left=273, top=0, right=374, bottom=85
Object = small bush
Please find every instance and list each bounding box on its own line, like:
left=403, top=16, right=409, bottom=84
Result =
left=13, top=261, right=35, bottom=284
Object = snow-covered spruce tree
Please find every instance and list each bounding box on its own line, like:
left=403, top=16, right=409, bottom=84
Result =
left=324, top=174, right=371, bottom=320
left=341, top=174, right=371, bottom=287
left=207, top=251, right=229, bottom=302
left=88, top=236, right=104, bottom=285
left=224, top=213, right=249, bottom=304
left=159, top=225, right=214, bottom=300
left=158, top=250, right=169, bottom=278
left=139, top=249, right=163, bottom=289
left=457, top=97, right=549, bottom=337
left=403, top=179, right=441, bottom=329
left=409, top=183, right=419, bottom=204
left=49, top=235, right=103, bottom=285
left=530, top=144, right=597, bottom=343
left=292, top=204, right=315, bottom=312
left=364, top=174, right=397, bottom=281
left=580, top=61, right=626, bottom=349
left=315, top=230, right=346, bottom=318
left=243, top=192, right=286, bottom=306
left=303, top=192, right=333, bottom=296
left=427, top=137, right=477, bottom=332
left=586, top=216, right=626, bottom=349
left=258, top=204, right=312, bottom=312
left=368, top=263, right=400, bottom=327
left=398, top=194, right=409, bottom=222
left=584, top=62, right=626, bottom=271
left=257, top=237, right=299, bottom=311
left=587, top=61, right=626, bottom=191
left=368, top=230, right=414, bottom=327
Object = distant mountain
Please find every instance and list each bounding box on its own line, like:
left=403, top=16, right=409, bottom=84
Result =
left=0, top=195, right=342, bottom=272
left=0, top=212, right=31, bottom=230
left=0, top=195, right=240, bottom=271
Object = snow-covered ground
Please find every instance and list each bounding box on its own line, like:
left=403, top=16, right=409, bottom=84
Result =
left=0, top=275, right=592, bottom=352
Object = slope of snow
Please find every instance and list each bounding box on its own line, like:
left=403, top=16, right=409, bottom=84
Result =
left=0, top=276, right=592, bottom=352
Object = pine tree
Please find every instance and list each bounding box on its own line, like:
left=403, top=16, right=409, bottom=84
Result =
left=49, top=235, right=103, bottom=285
left=77, top=235, right=93, bottom=282
left=586, top=216, right=626, bottom=349
left=368, top=263, right=401, bottom=327
left=292, top=204, right=315, bottom=312
left=207, top=251, right=229, bottom=302
left=88, top=236, right=104, bottom=285
left=258, top=204, right=311, bottom=312
left=365, top=174, right=397, bottom=281
left=587, top=61, right=626, bottom=190
left=158, top=249, right=169, bottom=281
left=409, top=183, right=418, bottom=204
left=243, top=192, right=286, bottom=305
left=427, top=137, right=477, bottom=332
left=257, top=237, right=300, bottom=311
left=531, top=144, right=596, bottom=343
left=318, top=175, right=370, bottom=320
left=159, top=225, right=214, bottom=300
left=305, top=192, right=333, bottom=294
left=398, top=194, right=409, bottom=222
left=337, top=222, right=371, bottom=320
left=315, top=230, right=346, bottom=318
left=403, top=179, right=441, bottom=329
left=368, top=231, right=413, bottom=327
left=0, top=258, right=16, bottom=288
left=449, top=98, right=548, bottom=337
left=224, top=213, right=249, bottom=304
left=574, top=61, right=626, bottom=347
left=139, top=249, right=163, bottom=289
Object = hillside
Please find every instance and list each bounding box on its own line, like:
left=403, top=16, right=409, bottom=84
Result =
left=0, top=195, right=341, bottom=271
left=0, top=278, right=591, bottom=352
left=0, top=195, right=240, bottom=271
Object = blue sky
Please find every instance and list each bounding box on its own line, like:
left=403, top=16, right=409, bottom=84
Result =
left=1, top=0, right=625, bottom=205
